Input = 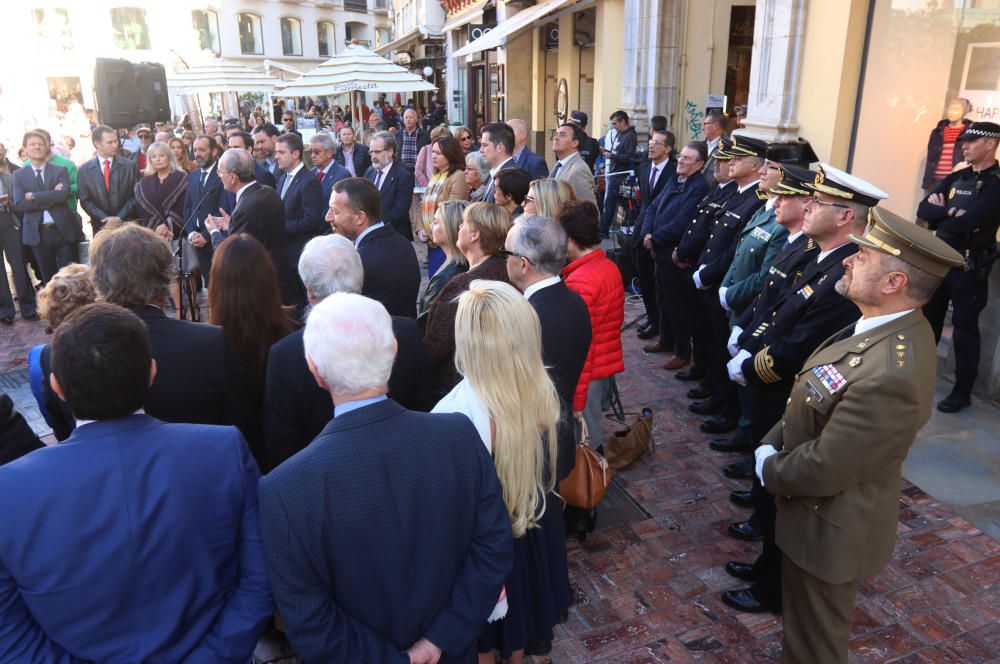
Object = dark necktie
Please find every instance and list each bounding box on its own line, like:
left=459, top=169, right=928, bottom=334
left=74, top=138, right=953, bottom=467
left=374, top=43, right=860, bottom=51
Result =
left=374, top=170, right=383, bottom=189
left=200, top=170, right=208, bottom=191
left=649, top=165, right=658, bottom=191
left=834, top=325, right=856, bottom=343
left=551, top=161, right=563, bottom=178
left=35, top=169, right=44, bottom=188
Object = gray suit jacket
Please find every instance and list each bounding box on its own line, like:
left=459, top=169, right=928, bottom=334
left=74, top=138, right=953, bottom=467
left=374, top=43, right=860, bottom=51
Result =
left=553, top=151, right=597, bottom=208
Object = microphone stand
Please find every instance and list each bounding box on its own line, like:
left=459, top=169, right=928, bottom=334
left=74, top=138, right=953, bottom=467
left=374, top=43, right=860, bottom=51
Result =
left=176, top=184, right=220, bottom=323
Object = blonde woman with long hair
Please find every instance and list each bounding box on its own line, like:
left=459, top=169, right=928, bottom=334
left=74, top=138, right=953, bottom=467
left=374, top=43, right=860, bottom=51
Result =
left=433, top=279, right=572, bottom=664
left=523, top=178, right=576, bottom=218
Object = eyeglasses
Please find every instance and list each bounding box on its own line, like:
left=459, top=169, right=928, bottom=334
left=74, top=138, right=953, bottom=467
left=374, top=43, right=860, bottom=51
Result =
left=499, top=248, right=531, bottom=263
left=308, top=148, right=327, bottom=154
left=648, top=140, right=668, bottom=147
left=809, top=196, right=850, bottom=210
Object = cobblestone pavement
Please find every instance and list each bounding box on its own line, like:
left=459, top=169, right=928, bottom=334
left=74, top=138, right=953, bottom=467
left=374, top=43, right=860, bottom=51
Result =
left=3, top=292, right=997, bottom=664
left=532, top=301, right=1000, bottom=664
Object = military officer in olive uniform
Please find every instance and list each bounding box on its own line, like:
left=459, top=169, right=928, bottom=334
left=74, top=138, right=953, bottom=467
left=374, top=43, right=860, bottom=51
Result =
left=720, top=164, right=887, bottom=615
left=755, top=207, right=963, bottom=664
left=917, top=121, right=1000, bottom=413
left=690, top=135, right=767, bottom=434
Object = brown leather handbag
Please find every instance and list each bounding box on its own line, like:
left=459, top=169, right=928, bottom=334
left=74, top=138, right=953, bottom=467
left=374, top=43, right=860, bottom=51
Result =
left=559, top=420, right=612, bottom=509
left=604, top=408, right=654, bottom=470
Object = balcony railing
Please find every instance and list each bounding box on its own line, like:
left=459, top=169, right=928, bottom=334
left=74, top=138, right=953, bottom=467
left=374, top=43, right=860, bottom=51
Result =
left=344, top=0, right=368, bottom=12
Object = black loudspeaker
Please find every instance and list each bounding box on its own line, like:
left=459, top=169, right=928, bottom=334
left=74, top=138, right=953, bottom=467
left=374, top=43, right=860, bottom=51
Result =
left=94, top=58, right=170, bottom=128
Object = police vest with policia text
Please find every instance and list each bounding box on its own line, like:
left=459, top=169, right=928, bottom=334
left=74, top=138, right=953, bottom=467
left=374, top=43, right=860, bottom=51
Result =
left=940, top=164, right=1000, bottom=279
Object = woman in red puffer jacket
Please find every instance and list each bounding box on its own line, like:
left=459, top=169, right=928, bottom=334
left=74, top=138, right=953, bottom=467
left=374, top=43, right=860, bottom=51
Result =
left=556, top=200, right=624, bottom=445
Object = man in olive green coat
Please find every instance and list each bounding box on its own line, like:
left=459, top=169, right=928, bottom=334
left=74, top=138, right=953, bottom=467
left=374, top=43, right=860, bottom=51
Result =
left=755, top=207, right=964, bottom=664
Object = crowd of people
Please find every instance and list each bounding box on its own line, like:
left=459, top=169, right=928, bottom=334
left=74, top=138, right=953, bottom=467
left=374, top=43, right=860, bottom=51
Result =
left=0, top=95, right=997, bottom=664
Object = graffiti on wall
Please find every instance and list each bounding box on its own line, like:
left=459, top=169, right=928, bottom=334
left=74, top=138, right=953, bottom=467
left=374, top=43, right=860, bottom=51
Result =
left=685, top=100, right=704, bottom=140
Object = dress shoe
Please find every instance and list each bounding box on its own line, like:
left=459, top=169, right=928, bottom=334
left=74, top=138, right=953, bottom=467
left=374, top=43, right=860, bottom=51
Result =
left=710, top=436, right=753, bottom=453
left=729, top=490, right=754, bottom=508
left=937, top=389, right=971, bottom=413
left=727, top=520, right=762, bottom=542
left=22, top=312, right=40, bottom=321
left=687, top=385, right=712, bottom=400
left=637, top=325, right=659, bottom=340
left=700, top=416, right=738, bottom=434
left=721, top=588, right=771, bottom=613
left=675, top=366, right=705, bottom=381
left=1, top=316, right=12, bottom=326
left=724, top=561, right=757, bottom=582
left=689, top=400, right=722, bottom=416
left=723, top=457, right=754, bottom=479
left=664, top=356, right=690, bottom=371
left=643, top=342, right=669, bottom=353
left=525, top=640, right=553, bottom=656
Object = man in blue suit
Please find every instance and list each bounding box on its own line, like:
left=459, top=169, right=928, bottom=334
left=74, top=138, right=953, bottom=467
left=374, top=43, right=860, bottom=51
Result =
left=259, top=292, right=512, bottom=663
left=509, top=118, right=550, bottom=180
left=365, top=131, right=417, bottom=240
left=226, top=130, right=277, bottom=191
left=184, top=134, right=225, bottom=279
left=11, top=130, right=84, bottom=284
left=0, top=303, right=272, bottom=662
left=308, top=132, right=351, bottom=205
left=275, top=132, right=326, bottom=307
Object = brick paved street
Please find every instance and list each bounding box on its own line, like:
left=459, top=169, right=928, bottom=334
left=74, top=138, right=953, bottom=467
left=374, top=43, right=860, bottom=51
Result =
left=3, top=294, right=997, bottom=664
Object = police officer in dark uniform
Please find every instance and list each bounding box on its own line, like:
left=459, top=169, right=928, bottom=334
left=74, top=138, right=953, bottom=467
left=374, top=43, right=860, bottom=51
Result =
left=566, top=111, right=601, bottom=173
left=673, top=138, right=737, bottom=385
left=917, top=121, right=1000, bottom=412
left=689, top=135, right=767, bottom=433
left=720, top=163, right=888, bottom=615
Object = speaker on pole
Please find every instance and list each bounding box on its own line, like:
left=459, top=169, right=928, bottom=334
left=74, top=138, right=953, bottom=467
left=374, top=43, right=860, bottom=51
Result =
left=94, top=58, right=170, bottom=128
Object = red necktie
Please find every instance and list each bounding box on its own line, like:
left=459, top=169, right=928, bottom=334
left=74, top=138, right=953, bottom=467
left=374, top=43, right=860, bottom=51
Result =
left=316, top=170, right=325, bottom=183
left=103, top=159, right=111, bottom=192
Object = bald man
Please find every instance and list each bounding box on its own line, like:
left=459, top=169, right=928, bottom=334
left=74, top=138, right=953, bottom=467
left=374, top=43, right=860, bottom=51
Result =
left=508, top=118, right=549, bottom=180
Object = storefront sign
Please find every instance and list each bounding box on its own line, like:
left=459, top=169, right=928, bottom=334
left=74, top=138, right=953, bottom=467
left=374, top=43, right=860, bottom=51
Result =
left=706, top=93, right=725, bottom=113
left=468, top=23, right=496, bottom=42
left=556, top=78, right=568, bottom=125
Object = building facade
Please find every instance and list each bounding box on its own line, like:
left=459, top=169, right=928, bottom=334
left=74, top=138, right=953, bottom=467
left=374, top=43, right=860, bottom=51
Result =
left=374, top=0, right=446, bottom=108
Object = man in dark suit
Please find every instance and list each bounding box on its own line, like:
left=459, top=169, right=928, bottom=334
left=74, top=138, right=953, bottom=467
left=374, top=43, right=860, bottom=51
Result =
left=509, top=119, right=550, bottom=180
left=251, top=123, right=282, bottom=181
left=335, top=125, right=371, bottom=177
left=258, top=292, right=512, bottom=663
left=225, top=131, right=276, bottom=189
left=0, top=165, right=38, bottom=324
left=328, top=177, right=420, bottom=317
left=77, top=124, right=140, bottom=235
left=0, top=303, right=272, bottom=662
left=364, top=131, right=416, bottom=240
left=308, top=132, right=352, bottom=204
left=275, top=132, right=326, bottom=307
left=265, top=234, right=431, bottom=470
left=210, top=148, right=299, bottom=306
left=504, top=216, right=591, bottom=482
left=183, top=134, right=225, bottom=278
left=632, top=129, right=676, bottom=343
left=88, top=223, right=259, bottom=459
left=479, top=122, right=518, bottom=203
left=11, top=130, right=84, bottom=284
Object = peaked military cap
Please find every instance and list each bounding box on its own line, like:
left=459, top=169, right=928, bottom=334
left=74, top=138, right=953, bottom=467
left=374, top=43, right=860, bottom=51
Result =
left=727, top=134, right=768, bottom=159
left=805, top=163, right=889, bottom=208
left=769, top=164, right=814, bottom=197
left=713, top=136, right=735, bottom=161
left=849, top=207, right=964, bottom=278
left=766, top=139, right=819, bottom=166
left=961, top=121, right=1000, bottom=139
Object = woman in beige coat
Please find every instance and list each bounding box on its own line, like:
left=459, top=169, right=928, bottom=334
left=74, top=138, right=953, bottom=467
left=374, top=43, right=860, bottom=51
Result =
left=419, top=135, right=469, bottom=277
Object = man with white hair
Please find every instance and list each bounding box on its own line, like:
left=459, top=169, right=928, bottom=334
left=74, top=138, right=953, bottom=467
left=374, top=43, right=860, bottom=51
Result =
left=258, top=293, right=513, bottom=664
left=264, top=234, right=430, bottom=469
left=508, top=118, right=549, bottom=180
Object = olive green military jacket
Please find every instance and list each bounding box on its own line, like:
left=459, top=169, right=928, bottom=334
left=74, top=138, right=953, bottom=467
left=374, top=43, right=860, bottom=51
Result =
left=720, top=202, right=787, bottom=317
left=761, top=309, right=936, bottom=584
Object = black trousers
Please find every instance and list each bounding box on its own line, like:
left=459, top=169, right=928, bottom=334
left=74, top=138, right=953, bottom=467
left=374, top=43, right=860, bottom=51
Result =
left=746, top=380, right=793, bottom=609
left=922, top=266, right=989, bottom=392
left=657, top=258, right=694, bottom=360
left=632, top=241, right=659, bottom=331
left=0, top=216, right=37, bottom=319
left=698, top=288, right=738, bottom=417
left=31, top=225, right=77, bottom=285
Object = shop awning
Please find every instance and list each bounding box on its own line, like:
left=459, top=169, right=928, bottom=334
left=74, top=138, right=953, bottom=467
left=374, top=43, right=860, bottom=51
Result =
left=166, top=60, right=281, bottom=93
left=441, top=1, right=486, bottom=33
left=452, top=0, right=576, bottom=57
left=374, top=27, right=420, bottom=56
left=275, top=43, right=436, bottom=96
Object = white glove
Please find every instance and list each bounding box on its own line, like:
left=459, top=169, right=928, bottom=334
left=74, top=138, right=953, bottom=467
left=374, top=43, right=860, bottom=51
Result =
left=755, top=444, right=778, bottom=486
left=719, top=286, right=730, bottom=312
left=693, top=265, right=707, bottom=290
left=727, top=350, right=751, bottom=386
left=727, top=326, right=744, bottom=357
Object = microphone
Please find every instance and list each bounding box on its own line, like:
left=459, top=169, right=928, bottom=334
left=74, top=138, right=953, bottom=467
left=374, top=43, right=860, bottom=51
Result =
left=180, top=184, right=220, bottom=238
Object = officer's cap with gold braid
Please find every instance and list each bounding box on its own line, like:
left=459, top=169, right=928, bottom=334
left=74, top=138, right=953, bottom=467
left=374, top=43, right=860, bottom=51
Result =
left=712, top=136, right=735, bottom=161
left=765, top=139, right=819, bottom=167
left=769, top=164, right=814, bottom=197
left=726, top=134, right=768, bottom=159
left=849, top=208, right=964, bottom=278
left=805, top=163, right=888, bottom=207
